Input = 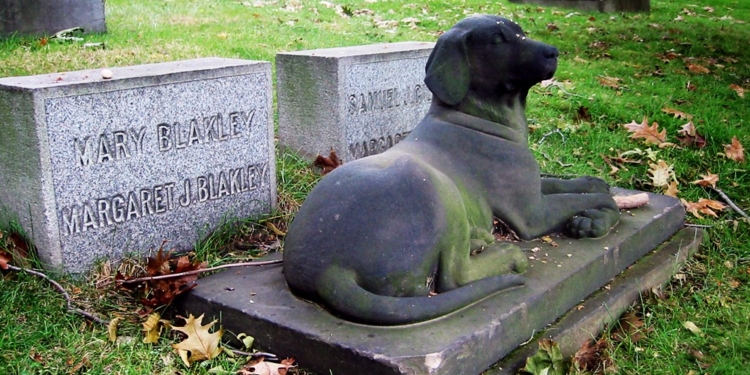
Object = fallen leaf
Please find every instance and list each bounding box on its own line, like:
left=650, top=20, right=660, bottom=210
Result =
left=691, top=172, right=719, bottom=188
left=598, top=76, right=621, bottom=89
left=648, top=160, right=676, bottom=188
left=171, top=314, right=224, bottom=367
left=723, top=136, right=745, bottom=163
left=239, top=357, right=297, bottom=375
left=574, top=56, right=589, bottom=64
left=687, top=63, right=710, bottom=74
left=313, top=148, right=342, bottom=174
left=729, top=84, right=745, bottom=98
left=108, top=317, right=122, bottom=342
left=521, top=339, right=566, bottom=375
left=575, top=106, right=591, bottom=123
left=623, top=117, right=668, bottom=146
left=143, top=313, right=170, bottom=344
left=662, top=107, right=693, bottom=120
left=0, top=248, right=10, bottom=270
left=571, top=339, right=615, bottom=374
left=611, top=310, right=653, bottom=342
left=681, top=198, right=727, bottom=219
left=683, top=321, right=703, bottom=335
left=664, top=181, right=680, bottom=197
left=676, top=122, right=707, bottom=148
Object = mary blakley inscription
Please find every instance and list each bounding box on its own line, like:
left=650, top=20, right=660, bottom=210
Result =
left=59, top=163, right=269, bottom=236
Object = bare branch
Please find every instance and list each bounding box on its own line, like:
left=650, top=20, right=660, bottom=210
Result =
left=117, top=259, right=283, bottom=284
left=7, top=265, right=109, bottom=326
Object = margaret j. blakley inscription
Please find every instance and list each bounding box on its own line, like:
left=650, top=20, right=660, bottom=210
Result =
left=0, top=58, right=275, bottom=273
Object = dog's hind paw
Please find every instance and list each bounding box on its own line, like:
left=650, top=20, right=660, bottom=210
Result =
left=565, top=207, right=618, bottom=238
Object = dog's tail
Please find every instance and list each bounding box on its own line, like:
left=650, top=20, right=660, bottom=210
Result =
left=317, top=266, right=524, bottom=325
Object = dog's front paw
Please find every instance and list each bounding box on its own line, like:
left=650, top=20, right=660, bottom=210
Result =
left=581, top=176, right=611, bottom=194
left=565, top=207, right=619, bottom=238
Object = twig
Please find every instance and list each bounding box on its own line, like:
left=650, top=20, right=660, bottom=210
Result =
left=684, top=223, right=712, bottom=228
left=537, top=129, right=565, bottom=145
left=710, top=187, right=749, bottom=219
left=537, top=151, right=573, bottom=167
left=7, top=265, right=109, bottom=326
left=117, top=259, right=283, bottom=284
left=228, top=348, right=278, bottom=360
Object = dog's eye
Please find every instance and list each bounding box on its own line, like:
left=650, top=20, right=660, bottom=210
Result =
left=492, top=34, right=506, bottom=44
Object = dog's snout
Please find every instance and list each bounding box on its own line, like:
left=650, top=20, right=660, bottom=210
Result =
left=544, top=46, right=559, bottom=60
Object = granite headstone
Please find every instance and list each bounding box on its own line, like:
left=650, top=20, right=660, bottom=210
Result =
left=277, top=42, right=435, bottom=162
left=0, top=58, right=275, bottom=273
left=1, top=0, right=107, bottom=37
left=508, top=0, right=650, bottom=12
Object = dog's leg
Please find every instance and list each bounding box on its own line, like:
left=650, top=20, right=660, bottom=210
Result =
left=442, top=239, right=528, bottom=289
left=541, top=176, right=610, bottom=194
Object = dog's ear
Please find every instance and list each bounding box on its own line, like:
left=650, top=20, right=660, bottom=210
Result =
left=425, top=28, right=471, bottom=106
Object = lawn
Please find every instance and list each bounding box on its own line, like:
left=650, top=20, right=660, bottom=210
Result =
left=1, top=0, right=748, bottom=374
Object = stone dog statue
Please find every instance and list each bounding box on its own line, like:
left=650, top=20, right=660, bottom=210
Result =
left=283, top=15, right=620, bottom=325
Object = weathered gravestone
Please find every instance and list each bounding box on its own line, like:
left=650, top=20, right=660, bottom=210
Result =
left=508, top=0, right=650, bottom=13
left=1, top=0, right=107, bottom=37
left=0, top=58, right=275, bottom=273
left=277, top=42, right=434, bottom=162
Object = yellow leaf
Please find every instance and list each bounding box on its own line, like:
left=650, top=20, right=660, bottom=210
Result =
left=143, top=313, right=167, bottom=344
left=623, top=117, right=667, bottom=146
left=662, top=107, right=693, bottom=120
left=171, top=314, right=224, bottom=367
left=108, top=317, right=122, bottom=342
left=683, top=321, right=703, bottom=335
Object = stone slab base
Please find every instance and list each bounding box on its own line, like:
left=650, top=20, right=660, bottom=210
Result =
left=488, top=226, right=703, bottom=374
left=508, top=0, right=650, bottom=13
left=178, top=190, right=684, bottom=375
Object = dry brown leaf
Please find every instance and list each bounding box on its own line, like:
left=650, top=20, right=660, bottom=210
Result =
left=676, top=122, right=707, bottom=148
left=623, top=117, right=668, bottom=146
left=687, top=63, right=710, bottom=74
left=239, top=357, right=297, bottom=375
left=171, top=314, right=224, bottom=367
left=723, top=136, right=745, bottom=163
left=662, top=107, right=693, bottom=120
left=598, top=76, right=621, bottom=89
left=571, top=339, right=615, bottom=374
left=648, top=160, right=676, bottom=188
left=313, top=148, right=343, bottom=174
left=143, top=313, right=170, bottom=344
left=683, top=321, right=703, bottom=335
left=0, top=248, right=10, bottom=270
left=574, top=55, right=589, bottom=64
left=691, top=172, right=719, bottom=188
left=681, top=198, right=727, bottom=219
left=611, top=310, right=653, bottom=342
left=729, top=84, right=745, bottom=98
left=664, top=181, right=680, bottom=198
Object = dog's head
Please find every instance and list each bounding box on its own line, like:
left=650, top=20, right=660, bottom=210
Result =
left=425, top=15, right=558, bottom=106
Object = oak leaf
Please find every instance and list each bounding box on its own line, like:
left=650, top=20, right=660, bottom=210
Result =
left=648, top=160, right=676, bottom=188
left=676, top=122, right=706, bottom=148
left=598, top=76, right=621, bottom=89
left=664, top=181, right=680, bottom=198
left=108, top=317, right=122, bottom=342
left=680, top=198, right=727, bottom=219
left=623, top=117, right=668, bottom=146
left=143, top=313, right=171, bottom=344
left=239, top=357, right=297, bottom=375
left=0, top=248, right=10, bottom=270
left=662, top=107, right=693, bottom=120
left=691, top=172, right=719, bottom=188
left=729, top=84, right=745, bottom=98
left=723, top=136, right=745, bottom=163
left=171, top=314, right=224, bottom=367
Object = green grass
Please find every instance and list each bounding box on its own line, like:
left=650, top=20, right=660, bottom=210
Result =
left=1, top=0, right=749, bottom=374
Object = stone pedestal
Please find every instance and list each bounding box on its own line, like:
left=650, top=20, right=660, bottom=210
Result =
left=179, top=190, right=685, bottom=375
left=1, top=0, right=107, bottom=37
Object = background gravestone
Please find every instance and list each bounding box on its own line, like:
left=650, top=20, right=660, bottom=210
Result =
left=0, top=58, right=275, bottom=273
left=277, top=42, right=435, bottom=162
left=508, top=0, right=650, bottom=13
left=1, top=0, right=107, bottom=37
